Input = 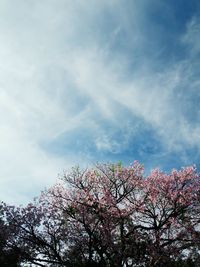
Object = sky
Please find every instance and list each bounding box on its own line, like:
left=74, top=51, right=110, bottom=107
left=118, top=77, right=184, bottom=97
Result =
left=0, top=0, right=200, bottom=204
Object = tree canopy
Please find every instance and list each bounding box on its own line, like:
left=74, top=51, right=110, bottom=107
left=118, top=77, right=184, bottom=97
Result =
left=1, top=161, right=200, bottom=266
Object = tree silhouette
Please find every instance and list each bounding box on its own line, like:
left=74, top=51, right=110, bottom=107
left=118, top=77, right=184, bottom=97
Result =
left=1, top=162, right=200, bottom=266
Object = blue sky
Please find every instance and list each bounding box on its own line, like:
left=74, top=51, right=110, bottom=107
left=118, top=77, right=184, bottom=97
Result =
left=0, top=0, right=200, bottom=204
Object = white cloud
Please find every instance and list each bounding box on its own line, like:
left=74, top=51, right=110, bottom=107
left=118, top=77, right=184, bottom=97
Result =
left=182, top=16, right=200, bottom=56
left=0, top=1, right=199, bottom=203
left=64, top=44, right=200, bottom=153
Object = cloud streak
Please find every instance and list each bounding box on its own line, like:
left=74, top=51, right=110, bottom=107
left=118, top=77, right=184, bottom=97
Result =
left=0, top=0, right=199, bottom=203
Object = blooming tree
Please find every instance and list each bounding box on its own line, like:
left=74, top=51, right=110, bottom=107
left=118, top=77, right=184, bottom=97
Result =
left=1, top=162, right=200, bottom=267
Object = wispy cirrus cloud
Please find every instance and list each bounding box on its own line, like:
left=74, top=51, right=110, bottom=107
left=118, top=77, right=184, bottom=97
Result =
left=0, top=0, right=200, bottom=204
